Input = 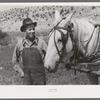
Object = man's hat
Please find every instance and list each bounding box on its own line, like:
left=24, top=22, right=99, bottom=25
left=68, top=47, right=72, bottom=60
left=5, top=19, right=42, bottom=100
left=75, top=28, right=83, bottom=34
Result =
left=20, top=18, right=37, bottom=32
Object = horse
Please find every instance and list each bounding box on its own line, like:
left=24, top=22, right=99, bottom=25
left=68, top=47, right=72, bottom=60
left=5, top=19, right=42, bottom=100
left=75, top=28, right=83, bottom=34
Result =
left=44, top=10, right=100, bottom=72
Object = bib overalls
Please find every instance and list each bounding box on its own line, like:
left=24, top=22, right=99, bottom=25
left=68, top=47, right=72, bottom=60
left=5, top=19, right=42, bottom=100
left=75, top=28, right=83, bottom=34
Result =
left=22, top=47, right=46, bottom=85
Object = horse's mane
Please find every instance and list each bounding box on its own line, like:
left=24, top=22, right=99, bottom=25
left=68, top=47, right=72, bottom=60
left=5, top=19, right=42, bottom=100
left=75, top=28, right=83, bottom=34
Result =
left=71, top=18, right=94, bottom=40
left=71, top=18, right=100, bottom=58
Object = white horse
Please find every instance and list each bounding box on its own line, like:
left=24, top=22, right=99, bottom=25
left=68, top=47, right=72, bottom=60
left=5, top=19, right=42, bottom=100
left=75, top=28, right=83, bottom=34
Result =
left=44, top=10, right=100, bottom=72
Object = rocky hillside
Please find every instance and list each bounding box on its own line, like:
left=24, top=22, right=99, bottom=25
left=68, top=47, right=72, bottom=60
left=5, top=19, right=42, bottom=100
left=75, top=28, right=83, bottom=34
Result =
left=0, top=5, right=100, bottom=46
left=0, top=5, right=100, bottom=33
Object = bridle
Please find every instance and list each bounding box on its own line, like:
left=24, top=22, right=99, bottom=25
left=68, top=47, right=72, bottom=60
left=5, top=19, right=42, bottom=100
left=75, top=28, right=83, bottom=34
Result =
left=49, top=17, right=73, bottom=63
left=53, top=26, right=68, bottom=58
left=48, top=13, right=97, bottom=69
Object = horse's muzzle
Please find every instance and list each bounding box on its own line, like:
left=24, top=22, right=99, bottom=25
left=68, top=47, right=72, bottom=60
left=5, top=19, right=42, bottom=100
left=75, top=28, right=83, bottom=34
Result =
left=47, top=66, right=52, bottom=72
left=45, top=66, right=52, bottom=72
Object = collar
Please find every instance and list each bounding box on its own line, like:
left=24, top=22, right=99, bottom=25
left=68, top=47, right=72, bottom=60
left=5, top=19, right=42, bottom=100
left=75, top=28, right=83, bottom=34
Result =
left=22, top=36, right=38, bottom=47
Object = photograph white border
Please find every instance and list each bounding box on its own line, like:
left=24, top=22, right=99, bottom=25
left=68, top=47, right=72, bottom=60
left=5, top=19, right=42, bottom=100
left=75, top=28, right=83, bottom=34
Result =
left=0, top=2, right=100, bottom=98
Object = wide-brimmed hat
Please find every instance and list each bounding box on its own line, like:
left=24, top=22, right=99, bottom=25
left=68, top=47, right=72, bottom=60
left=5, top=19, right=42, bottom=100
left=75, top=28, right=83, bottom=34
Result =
left=20, top=18, right=37, bottom=32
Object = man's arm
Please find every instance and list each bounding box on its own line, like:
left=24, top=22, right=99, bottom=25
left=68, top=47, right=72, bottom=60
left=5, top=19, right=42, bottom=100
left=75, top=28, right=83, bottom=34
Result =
left=12, top=41, right=24, bottom=77
left=12, top=42, right=20, bottom=65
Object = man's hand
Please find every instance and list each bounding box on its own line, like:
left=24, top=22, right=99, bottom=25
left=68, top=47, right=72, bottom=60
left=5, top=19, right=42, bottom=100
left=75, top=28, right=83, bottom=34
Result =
left=14, top=63, right=24, bottom=78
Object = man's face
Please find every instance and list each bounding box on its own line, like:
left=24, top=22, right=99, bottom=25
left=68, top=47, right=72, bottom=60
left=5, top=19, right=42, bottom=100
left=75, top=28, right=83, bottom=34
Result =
left=25, top=24, right=35, bottom=39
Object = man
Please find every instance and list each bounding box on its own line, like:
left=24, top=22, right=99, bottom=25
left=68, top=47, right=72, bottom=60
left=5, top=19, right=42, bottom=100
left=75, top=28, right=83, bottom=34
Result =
left=12, top=18, right=47, bottom=85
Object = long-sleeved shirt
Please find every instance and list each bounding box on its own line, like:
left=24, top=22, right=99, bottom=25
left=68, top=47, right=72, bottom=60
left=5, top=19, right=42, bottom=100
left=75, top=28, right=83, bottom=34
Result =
left=12, top=37, right=47, bottom=65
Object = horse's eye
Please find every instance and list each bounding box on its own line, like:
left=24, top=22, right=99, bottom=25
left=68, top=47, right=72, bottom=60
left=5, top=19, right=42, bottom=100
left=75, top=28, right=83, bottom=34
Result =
left=58, top=39, right=62, bottom=42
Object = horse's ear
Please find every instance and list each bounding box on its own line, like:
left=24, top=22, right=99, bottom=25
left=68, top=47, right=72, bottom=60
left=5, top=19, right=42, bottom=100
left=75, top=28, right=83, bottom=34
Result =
left=65, top=11, right=75, bottom=27
left=53, top=10, right=62, bottom=26
left=66, top=12, right=75, bottom=22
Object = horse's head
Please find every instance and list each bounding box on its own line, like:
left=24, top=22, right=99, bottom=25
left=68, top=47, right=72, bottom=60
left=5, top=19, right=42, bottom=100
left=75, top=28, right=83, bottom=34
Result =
left=44, top=10, right=75, bottom=72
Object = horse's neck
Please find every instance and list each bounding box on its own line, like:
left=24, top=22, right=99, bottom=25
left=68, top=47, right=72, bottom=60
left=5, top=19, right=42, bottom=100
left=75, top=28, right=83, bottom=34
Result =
left=71, top=18, right=93, bottom=40
left=72, top=18, right=100, bottom=57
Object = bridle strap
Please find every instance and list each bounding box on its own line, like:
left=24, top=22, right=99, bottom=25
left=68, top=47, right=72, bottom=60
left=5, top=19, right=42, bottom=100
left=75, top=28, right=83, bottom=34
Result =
left=51, top=17, right=74, bottom=60
left=54, top=27, right=69, bottom=59
left=54, top=30, right=62, bottom=57
left=54, top=26, right=68, bottom=31
left=49, top=17, right=67, bottom=36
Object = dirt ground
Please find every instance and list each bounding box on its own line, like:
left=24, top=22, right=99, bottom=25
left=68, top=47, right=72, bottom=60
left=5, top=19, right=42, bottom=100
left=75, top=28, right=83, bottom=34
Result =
left=0, top=45, right=91, bottom=85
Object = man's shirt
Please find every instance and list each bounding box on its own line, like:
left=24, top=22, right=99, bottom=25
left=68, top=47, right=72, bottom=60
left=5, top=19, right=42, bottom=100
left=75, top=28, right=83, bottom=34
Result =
left=12, top=37, right=47, bottom=65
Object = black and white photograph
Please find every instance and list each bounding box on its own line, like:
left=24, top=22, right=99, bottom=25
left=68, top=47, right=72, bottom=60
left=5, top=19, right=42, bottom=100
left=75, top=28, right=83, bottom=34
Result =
left=0, top=3, right=100, bottom=86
